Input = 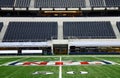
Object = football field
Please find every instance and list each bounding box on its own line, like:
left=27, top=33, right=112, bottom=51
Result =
left=0, top=55, right=120, bottom=78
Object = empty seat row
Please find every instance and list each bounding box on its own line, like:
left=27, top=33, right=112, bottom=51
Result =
left=89, top=0, right=105, bottom=7
left=89, top=0, right=120, bottom=7
left=116, top=22, right=120, bottom=34
left=2, top=21, right=120, bottom=42
left=105, top=0, right=120, bottom=7
left=69, top=52, right=120, bottom=55
left=0, top=22, right=3, bottom=32
left=63, top=21, right=116, bottom=39
left=15, top=0, right=31, bottom=8
left=0, top=0, right=120, bottom=8
left=3, top=22, right=58, bottom=42
left=0, top=0, right=31, bottom=8
left=34, top=0, right=86, bottom=8
left=0, top=0, right=15, bottom=7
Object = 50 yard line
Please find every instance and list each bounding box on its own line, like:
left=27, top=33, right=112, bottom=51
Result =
left=59, top=56, right=62, bottom=78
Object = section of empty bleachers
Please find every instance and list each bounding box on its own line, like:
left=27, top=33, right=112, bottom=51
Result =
left=0, top=0, right=120, bottom=8
left=69, top=52, right=120, bottom=55
left=0, top=22, right=3, bottom=32
left=63, top=21, right=116, bottom=39
left=105, top=0, right=120, bottom=7
left=34, top=0, right=86, bottom=8
left=15, top=0, right=31, bottom=8
left=89, top=0, right=105, bottom=7
left=90, top=0, right=120, bottom=7
left=0, top=0, right=15, bottom=7
left=116, top=22, right=120, bottom=33
left=3, top=22, right=58, bottom=42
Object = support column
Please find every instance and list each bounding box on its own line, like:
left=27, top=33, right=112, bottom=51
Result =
left=58, top=21, right=63, bottom=39
left=0, top=21, right=9, bottom=42
left=29, top=0, right=35, bottom=8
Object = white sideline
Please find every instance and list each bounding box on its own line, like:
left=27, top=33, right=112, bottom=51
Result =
left=59, top=56, right=62, bottom=78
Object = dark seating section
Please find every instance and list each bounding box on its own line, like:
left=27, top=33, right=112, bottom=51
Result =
left=63, top=21, right=116, bottom=39
left=15, top=0, right=31, bottom=8
left=0, top=0, right=120, bottom=8
left=89, top=0, right=105, bottom=7
left=0, top=22, right=3, bottom=32
left=0, top=0, right=15, bottom=7
left=35, top=0, right=86, bottom=8
left=89, top=0, right=120, bottom=7
left=116, top=22, right=120, bottom=33
left=3, top=22, right=58, bottom=42
left=69, top=52, right=120, bottom=55
left=105, top=0, right=120, bottom=7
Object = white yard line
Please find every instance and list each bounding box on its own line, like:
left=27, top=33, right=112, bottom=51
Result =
left=59, top=56, right=62, bottom=78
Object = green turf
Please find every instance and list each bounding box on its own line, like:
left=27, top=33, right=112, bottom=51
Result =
left=0, top=66, right=59, bottom=78
left=62, top=65, right=120, bottom=78
left=98, top=57, right=120, bottom=63
left=20, top=57, right=59, bottom=62
left=62, top=56, right=120, bottom=78
left=0, top=58, right=21, bottom=64
left=62, top=57, right=98, bottom=61
left=0, top=57, right=59, bottom=78
left=0, top=56, right=120, bottom=78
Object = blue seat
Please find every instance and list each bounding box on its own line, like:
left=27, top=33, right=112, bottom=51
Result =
left=0, top=22, right=3, bottom=32
left=0, top=0, right=15, bottom=7
left=105, top=0, right=120, bottom=7
left=34, top=0, right=86, bottom=8
left=69, top=52, right=120, bottom=55
left=89, top=0, right=105, bottom=7
left=3, top=22, right=58, bottom=42
left=116, top=22, right=120, bottom=33
left=63, top=21, right=116, bottom=39
left=15, top=0, right=31, bottom=8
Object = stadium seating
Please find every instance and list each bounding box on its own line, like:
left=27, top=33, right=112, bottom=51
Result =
left=3, top=22, right=58, bottom=42
left=105, top=0, right=120, bottom=7
left=89, top=0, right=105, bottom=7
left=116, top=22, right=120, bottom=32
left=15, top=0, right=31, bottom=8
left=0, top=0, right=15, bottom=7
left=63, top=21, right=116, bottom=39
left=69, top=52, right=120, bottom=55
left=0, top=22, right=3, bottom=32
left=0, top=0, right=120, bottom=8
left=34, top=0, right=86, bottom=8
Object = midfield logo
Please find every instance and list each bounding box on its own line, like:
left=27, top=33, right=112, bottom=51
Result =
left=4, top=60, right=116, bottom=66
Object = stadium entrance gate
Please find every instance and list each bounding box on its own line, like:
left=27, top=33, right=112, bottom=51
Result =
left=53, top=44, right=68, bottom=55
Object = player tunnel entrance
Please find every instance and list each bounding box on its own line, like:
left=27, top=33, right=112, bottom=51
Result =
left=53, top=44, right=68, bottom=55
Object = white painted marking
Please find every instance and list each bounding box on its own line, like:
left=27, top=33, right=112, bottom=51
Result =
left=1, top=57, right=28, bottom=66
left=95, top=57, right=118, bottom=65
left=103, top=60, right=117, bottom=65
left=67, top=71, right=75, bottom=74
left=59, top=56, right=62, bottom=78
left=80, top=71, right=88, bottom=74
